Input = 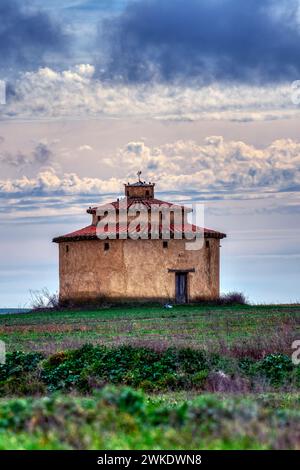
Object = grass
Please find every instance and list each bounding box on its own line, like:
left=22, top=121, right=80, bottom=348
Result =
left=0, top=304, right=299, bottom=450
left=0, top=387, right=299, bottom=450
left=0, top=304, right=299, bottom=355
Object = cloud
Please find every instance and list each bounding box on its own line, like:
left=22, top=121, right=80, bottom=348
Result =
left=0, top=0, right=69, bottom=71
left=0, top=142, right=53, bottom=168
left=99, top=0, right=300, bottom=84
left=78, top=145, right=93, bottom=151
left=1, top=136, right=300, bottom=224
left=114, top=137, right=300, bottom=193
left=2, top=65, right=299, bottom=121
left=1, top=137, right=300, bottom=200
left=0, top=151, right=29, bottom=167
left=32, top=143, right=53, bottom=165
left=0, top=168, right=121, bottom=198
left=66, top=0, right=128, bottom=12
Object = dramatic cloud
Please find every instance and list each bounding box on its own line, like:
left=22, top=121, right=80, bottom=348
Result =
left=115, top=137, right=300, bottom=193
left=1, top=137, right=300, bottom=200
left=2, top=65, right=298, bottom=121
left=0, top=0, right=69, bottom=71
left=100, top=0, right=300, bottom=84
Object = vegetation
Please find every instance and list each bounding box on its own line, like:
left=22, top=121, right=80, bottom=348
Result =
left=0, top=304, right=299, bottom=355
left=0, top=345, right=299, bottom=396
left=29, top=289, right=247, bottom=311
left=29, top=288, right=60, bottom=311
left=0, top=387, right=299, bottom=450
left=0, top=303, right=299, bottom=449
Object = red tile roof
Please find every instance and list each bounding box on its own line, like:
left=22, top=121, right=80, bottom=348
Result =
left=53, top=223, right=226, bottom=243
left=53, top=196, right=226, bottom=243
left=87, top=197, right=193, bottom=214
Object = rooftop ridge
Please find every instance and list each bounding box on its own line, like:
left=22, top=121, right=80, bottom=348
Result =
left=53, top=223, right=226, bottom=243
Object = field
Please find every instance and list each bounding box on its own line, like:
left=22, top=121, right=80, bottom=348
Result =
left=0, top=304, right=299, bottom=355
left=0, top=304, right=299, bottom=450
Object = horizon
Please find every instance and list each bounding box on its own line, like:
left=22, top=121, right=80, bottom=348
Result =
left=1, top=0, right=300, bottom=306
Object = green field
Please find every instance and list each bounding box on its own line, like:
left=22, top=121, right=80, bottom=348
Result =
left=0, top=304, right=299, bottom=450
left=1, top=304, right=299, bottom=354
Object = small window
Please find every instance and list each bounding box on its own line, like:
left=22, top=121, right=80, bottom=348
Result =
left=104, top=242, right=110, bottom=251
left=206, top=240, right=210, bottom=249
left=146, top=190, right=150, bottom=197
left=163, top=241, right=168, bottom=249
left=66, top=245, right=69, bottom=253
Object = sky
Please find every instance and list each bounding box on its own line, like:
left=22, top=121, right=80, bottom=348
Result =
left=0, top=0, right=300, bottom=307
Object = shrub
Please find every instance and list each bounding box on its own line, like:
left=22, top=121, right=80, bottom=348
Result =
left=157, top=373, right=179, bottom=390
left=219, top=292, right=247, bottom=305
left=0, top=374, right=46, bottom=396
left=173, top=349, right=208, bottom=374
left=139, top=380, right=156, bottom=392
left=46, top=351, right=70, bottom=367
left=40, top=346, right=209, bottom=392
left=30, top=288, right=60, bottom=310
left=291, top=366, right=300, bottom=387
left=238, top=357, right=257, bottom=376
left=208, top=354, right=237, bottom=375
left=0, top=345, right=298, bottom=395
left=0, top=352, right=45, bottom=397
left=100, top=386, right=146, bottom=415
left=191, top=370, right=209, bottom=388
left=255, top=354, right=294, bottom=386
left=0, top=352, right=44, bottom=382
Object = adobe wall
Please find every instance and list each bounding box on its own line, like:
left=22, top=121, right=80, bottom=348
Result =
left=58, top=237, right=220, bottom=304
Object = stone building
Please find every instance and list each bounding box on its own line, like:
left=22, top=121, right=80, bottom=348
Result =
left=53, top=176, right=226, bottom=304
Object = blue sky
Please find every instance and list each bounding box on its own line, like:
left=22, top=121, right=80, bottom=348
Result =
left=0, top=0, right=300, bottom=306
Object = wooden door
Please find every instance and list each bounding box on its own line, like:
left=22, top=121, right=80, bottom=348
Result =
left=175, top=272, right=188, bottom=304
